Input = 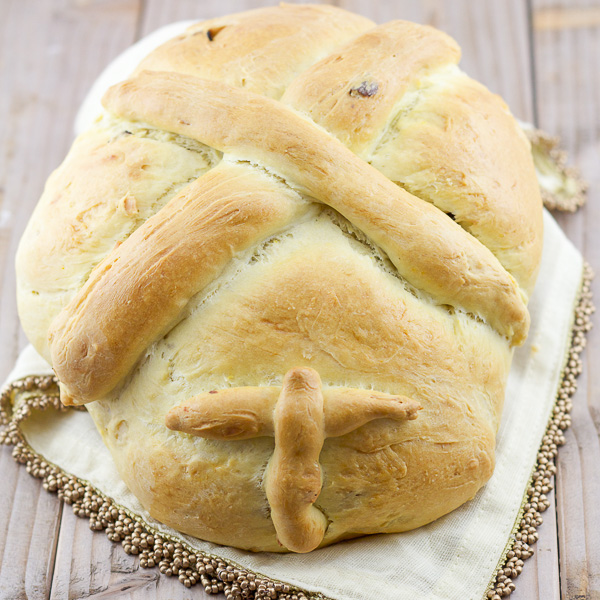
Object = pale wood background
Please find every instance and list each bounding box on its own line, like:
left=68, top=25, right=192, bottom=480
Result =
left=0, top=1, right=598, bottom=599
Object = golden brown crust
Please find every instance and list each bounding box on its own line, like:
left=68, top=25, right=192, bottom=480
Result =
left=49, top=162, right=309, bottom=404
left=264, top=367, right=327, bottom=553
left=368, top=74, right=543, bottom=294
left=16, top=4, right=544, bottom=553
left=86, top=230, right=506, bottom=551
left=281, top=20, right=461, bottom=154
left=136, top=5, right=374, bottom=100
left=323, top=389, right=420, bottom=436
left=103, top=71, right=529, bottom=344
left=165, top=387, right=279, bottom=440
left=16, top=128, right=214, bottom=361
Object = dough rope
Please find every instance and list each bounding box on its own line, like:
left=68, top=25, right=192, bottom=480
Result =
left=166, top=367, right=420, bottom=552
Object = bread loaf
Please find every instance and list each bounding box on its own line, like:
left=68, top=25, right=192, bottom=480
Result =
left=16, top=4, right=543, bottom=552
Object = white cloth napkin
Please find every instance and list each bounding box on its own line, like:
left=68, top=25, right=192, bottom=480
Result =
left=3, top=23, right=585, bottom=600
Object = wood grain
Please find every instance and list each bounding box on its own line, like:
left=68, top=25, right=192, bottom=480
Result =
left=534, top=5, right=600, bottom=30
left=49, top=508, right=204, bottom=599
left=532, top=0, right=600, bottom=598
left=0, top=459, right=62, bottom=600
left=513, top=489, right=561, bottom=600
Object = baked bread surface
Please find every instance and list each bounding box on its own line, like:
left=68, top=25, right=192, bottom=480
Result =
left=16, top=4, right=543, bottom=552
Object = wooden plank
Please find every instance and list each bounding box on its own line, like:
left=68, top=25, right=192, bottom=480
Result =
left=556, top=391, right=593, bottom=600
left=535, top=490, right=562, bottom=600
left=0, top=0, right=141, bottom=598
left=0, top=452, right=62, bottom=600
left=532, top=0, right=600, bottom=598
left=49, top=506, right=207, bottom=600
left=512, top=489, right=561, bottom=600
left=534, top=5, right=600, bottom=30
left=139, top=0, right=334, bottom=35
left=50, top=506, right=113, bottom=600
left=50, top=507, right=157, bottom=600
left=582, top=142, right=600, bottom=599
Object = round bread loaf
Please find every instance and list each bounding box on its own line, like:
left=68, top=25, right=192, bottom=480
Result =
left=16, top=4, right=543, bottom=552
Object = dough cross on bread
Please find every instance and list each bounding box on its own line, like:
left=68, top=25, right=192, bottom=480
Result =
left=165, top=366, right=420, bottom=553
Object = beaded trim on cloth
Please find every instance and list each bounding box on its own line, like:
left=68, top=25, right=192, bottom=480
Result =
left=484, top=263, right=594, bottom=600
left=0, top=264, right=594, bottom=600
left=0, top=387, right=322, bottom=598
left=524, top=126, right=588, bottom=213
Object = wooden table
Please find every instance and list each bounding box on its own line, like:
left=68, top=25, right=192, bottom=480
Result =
left=0, top=1, right=598, bottom=598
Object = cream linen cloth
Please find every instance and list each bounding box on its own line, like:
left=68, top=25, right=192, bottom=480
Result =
left=3, top=23, right=585, bottom=600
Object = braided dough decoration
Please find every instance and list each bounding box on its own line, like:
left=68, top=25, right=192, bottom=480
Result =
left=16, top=5, right=543, bottom=552
left=166, top=367, right=420, bottom=552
